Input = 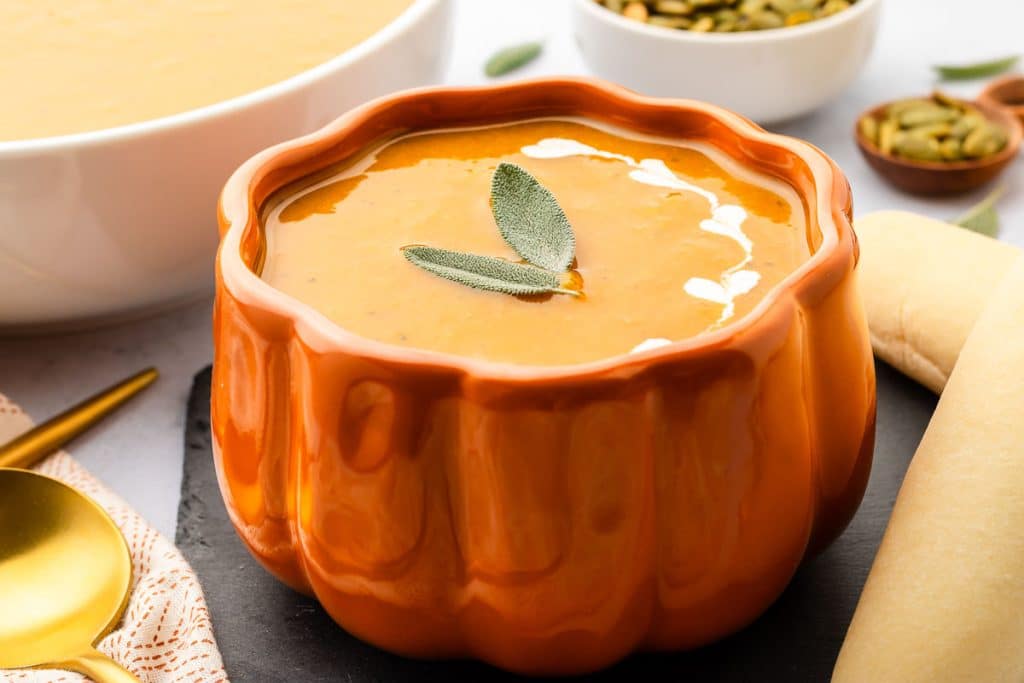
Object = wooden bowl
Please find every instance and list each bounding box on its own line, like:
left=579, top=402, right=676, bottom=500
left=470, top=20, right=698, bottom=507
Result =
left=978, top=74, right=1024, bottom=128
left=854, top=97, right=1022, bottom=196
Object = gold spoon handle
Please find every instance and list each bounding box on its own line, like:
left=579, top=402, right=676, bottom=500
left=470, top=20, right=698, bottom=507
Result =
left=59, top=646, right=141, bottom=683
left=0, top=367, right=158, bottom=470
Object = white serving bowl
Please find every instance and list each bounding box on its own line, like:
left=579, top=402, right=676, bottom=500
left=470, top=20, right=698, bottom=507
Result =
left=572, top=0, right=882, bottom=124
left=0, top=0, right=452, bottom=330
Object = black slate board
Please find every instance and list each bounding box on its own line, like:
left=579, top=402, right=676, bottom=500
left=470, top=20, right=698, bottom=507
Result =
left=177, top=362, right=935, bottom=682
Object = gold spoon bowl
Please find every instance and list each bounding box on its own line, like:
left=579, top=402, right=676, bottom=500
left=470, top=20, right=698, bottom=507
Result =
left=0, top=469, right=138, bottom=682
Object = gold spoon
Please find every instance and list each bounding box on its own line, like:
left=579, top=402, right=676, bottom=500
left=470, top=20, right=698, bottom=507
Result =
left=0, top=367, right=158, bottom=468
left=0, top=368, right=158, bottom=680
left=0, top=468, right=138, bottom=681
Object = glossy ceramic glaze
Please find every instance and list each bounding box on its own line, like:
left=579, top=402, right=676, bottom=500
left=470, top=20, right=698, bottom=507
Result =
left=0, top=0, right=451, bottom=329
left=572, top=0, right=882, bottom=124
left=213, top=78, right=876, bottom=675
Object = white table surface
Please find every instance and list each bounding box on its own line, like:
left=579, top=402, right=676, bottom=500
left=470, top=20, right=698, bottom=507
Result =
left=1, top=0, right=1021, bottom=538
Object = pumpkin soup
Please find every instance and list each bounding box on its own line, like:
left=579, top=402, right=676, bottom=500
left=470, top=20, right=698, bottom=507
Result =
left=0, top=0, right=413, bottom=140
left=260, top=119, right=812, bottom=365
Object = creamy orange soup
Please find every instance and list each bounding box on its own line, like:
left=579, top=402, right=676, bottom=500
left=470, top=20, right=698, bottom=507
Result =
left=1, top=0, right=412, bottom=140
left=260, top=120, right=812, bottom=366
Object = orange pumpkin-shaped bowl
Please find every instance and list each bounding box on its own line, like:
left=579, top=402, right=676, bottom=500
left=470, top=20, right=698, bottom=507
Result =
left=213, top=78, right=875, bottom=675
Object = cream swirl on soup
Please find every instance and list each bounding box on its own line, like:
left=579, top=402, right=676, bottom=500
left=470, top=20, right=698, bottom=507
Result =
left=259, top=119, right=810, bottom=365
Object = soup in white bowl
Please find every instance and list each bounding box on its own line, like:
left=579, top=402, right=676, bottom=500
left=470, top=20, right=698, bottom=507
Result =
left=1, top=0, right=414, bottom=141
left=0, top=0, right=451, bottom=329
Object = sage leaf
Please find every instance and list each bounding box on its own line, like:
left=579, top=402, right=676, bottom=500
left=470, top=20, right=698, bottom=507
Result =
left=402, top=245, right=578, bottom=297
left=953, top=186, right=1003, bottom=237
left=491, top=162, right=576, bottom=271
left=934, top=55, right=1019, bottom=81
left=484, top=41, right=543, bottom=77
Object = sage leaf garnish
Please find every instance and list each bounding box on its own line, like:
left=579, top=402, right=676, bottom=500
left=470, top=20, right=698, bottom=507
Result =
left=953, top=186, right=1003, bottom=237
left=402, top=164, right=581, bottom=298
left=934, top=55, right=1019, bottom=81
left=402, top=246, right=579, bottom=297
left=484, top=42, right=543, bottom=77
left=491, top=162, right=576, bottom=271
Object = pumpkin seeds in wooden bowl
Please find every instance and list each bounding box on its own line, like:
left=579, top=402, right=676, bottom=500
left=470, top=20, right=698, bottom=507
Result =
left=855, top=92, right=1022, bottom=195
left=595, top=0, right=857, bottom=32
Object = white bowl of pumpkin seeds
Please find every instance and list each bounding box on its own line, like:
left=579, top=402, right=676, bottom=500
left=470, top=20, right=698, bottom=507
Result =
left=572, top=0, right=882, bottom=123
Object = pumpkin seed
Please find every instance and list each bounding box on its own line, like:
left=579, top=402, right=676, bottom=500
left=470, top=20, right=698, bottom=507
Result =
left=894, top=135, right=943, bottom=162
left=962, top=127, right=989, bottom=158
left=931, top=90, right=965, bottom=110
left=907, top=122, right=953, bottom=139
left=878, top=119, right=897, bottom=156
left=623, top=2, right=649, bottom=21
left=858, top=116, right=879, bottom=145
left=739, top=0, right=768, bottom=11
left=950, top=113, right=984, bottom=140
left=963, top=124, right=1007, bottom=158
left=858, top=92, right=1010, bottom=165
left=898, top=104, right=959, bottom=128
left=691, top=15, right=716, bottom=31
left=595, top=0, right=857, bottom=32
left=654, top=0, right=693, bottom=15
left=885, top=98, right=924, bottom=118
left=819, top=0, right=850, bottom=16
left=648, top=14, right=694, bottom=28
left=749, top=10, right=784, bottom=29
left=785, top=10, right=814, bottom=25
left=769, top=0, right=800, bottom=12
left=939, top=138, right=963, bottom=161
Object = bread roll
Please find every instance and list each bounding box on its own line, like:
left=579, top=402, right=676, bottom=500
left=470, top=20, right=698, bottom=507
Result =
left=856, top=211, right=1019, bottom=393
left=833, top=255, right=1024, bottom=682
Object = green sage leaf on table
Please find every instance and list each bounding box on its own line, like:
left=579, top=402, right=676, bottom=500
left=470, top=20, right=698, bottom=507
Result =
left=484, top=41, right=543, bottom=77
left=491, top=162, right=576, bottom=271
left=953, top=186, right=1004, bottom=237
left=402, top=246, right=579, bottom=297
left=933, top=55, right=1019, bottom=81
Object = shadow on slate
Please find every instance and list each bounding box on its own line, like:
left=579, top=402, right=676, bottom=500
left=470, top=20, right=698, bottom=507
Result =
left=178, top=361, right=935, bottom=682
